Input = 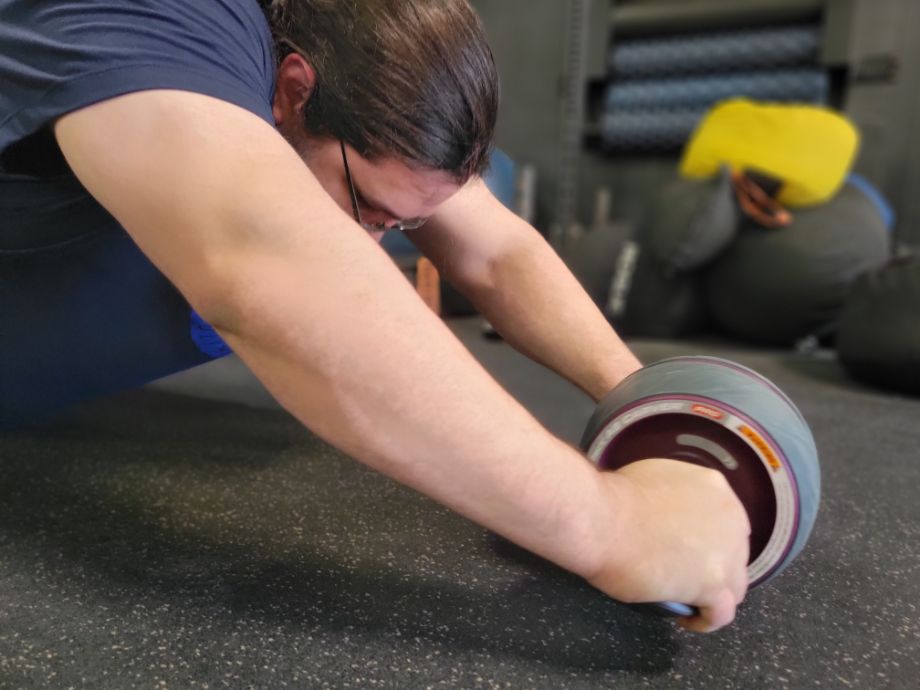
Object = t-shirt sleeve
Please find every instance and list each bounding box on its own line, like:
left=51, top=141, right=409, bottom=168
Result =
left=0, top=0, right=276, bottom=153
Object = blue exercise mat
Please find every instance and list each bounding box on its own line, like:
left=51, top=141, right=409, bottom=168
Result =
left=600, top=109, right=707, bottom=151
left=610, top=25, right=822, bottom=79
left=605, top=69, right=828, bottom=111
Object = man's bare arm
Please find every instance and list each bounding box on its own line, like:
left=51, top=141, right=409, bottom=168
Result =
left=53, top=91, right=607, bottom=578
left=55, top=92, right=749, bottom=632
left=409, top=179, right=642, bottom=402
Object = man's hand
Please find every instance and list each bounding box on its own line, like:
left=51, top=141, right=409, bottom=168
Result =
left=586, top=460, right=751, bottom=633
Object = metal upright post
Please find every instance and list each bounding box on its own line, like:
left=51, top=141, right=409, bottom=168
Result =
left=550, top=0, right=593, bottom=253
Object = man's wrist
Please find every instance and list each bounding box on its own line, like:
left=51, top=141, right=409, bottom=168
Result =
left=549, top=459, right=624, bottom=582
left=590, top=356, right=643, bottom=403
left=576, top=469, right=634, bottom=586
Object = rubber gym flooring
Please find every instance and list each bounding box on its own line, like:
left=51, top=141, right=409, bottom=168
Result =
left=1, top=317, right=918, bottom=689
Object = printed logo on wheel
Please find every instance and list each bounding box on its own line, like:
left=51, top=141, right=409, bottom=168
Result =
left=691, top=404, right=725, bottom=421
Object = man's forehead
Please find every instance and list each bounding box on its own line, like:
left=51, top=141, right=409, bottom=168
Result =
left=354, top=155, right=460, bottom=217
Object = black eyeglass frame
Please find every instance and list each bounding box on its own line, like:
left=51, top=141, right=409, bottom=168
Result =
left=340, top=141, right=428, bottom=233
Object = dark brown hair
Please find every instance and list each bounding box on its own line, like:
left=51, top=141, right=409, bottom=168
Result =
left=262, top=0, right=499, bottom=183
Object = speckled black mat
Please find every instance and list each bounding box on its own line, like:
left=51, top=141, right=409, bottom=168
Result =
left=1, top=319, right=918, bottom=689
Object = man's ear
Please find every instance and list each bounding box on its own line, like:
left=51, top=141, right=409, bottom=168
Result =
left=272, top=54, right=318, bottom=126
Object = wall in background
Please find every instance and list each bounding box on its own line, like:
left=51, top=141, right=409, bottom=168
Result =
left=470, top=0, right=672, bottom=239
left=470, top=0, right=920, bottom=246
left=844, top=0, right=920, bottom=246
left=468, top=0, right=568, bottom=232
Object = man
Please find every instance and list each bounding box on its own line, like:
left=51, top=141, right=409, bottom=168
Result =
left=0, top=0, right=749, bottom=632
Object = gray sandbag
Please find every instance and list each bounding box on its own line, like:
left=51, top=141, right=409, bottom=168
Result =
left=645, top=167, right=739, bottom=276
left=705, top=181, right=891, bottom=345
left=606, top=240, right=709, bottom=338
left=561, top=222, right=632, bottom=307
left=837, top=253, right=920, bottom=395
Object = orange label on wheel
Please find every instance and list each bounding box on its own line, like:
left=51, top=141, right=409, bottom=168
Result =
left=739, top=425, right=782, bottom=471
left=692, top=404, right=725, bottom=421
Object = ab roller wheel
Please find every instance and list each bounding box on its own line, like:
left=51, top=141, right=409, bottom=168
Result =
left=580, top=356, right=821, bottom=617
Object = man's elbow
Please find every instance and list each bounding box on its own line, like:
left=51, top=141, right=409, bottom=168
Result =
left=443, top=252, right=499, bottom=303
left=178, top=252, right=271, bottom=339
left=454, top=233, right=545, bottom=298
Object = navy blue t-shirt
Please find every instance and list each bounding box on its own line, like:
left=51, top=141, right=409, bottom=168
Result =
left=0, top=0, right=278, bottom=427
left=0, top=0, right=276, bottom=156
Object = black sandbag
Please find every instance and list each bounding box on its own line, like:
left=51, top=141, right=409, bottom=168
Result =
left=645, top=167, right=739, bottom=276
left=440, top=280, right=477, bottom=317
left=837, top=253, right=920, bottom=395
left=705, top=181, right=891, bottom=345
left=606, top=240, right=709, bottom=338
left=561, top=222, right=632, bottom=308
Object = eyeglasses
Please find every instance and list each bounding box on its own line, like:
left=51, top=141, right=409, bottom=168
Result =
left=340, top=141, right=428, bottom=233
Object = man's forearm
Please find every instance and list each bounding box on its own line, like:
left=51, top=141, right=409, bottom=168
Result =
left=461, top=221, right=642, bottom=402
left=211, top=248, right=607, bottom=580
